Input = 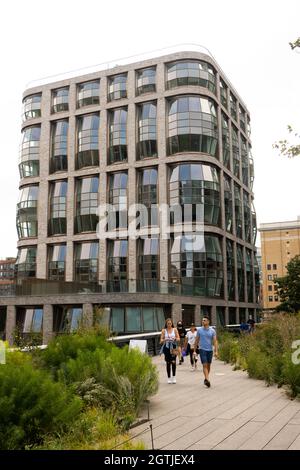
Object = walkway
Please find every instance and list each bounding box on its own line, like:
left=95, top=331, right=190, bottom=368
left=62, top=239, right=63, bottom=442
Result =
left=135, top=356, right=300, bottom=450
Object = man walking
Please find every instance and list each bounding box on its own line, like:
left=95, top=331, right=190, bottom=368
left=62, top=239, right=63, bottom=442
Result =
left=194, top=316, right=218, bottom=388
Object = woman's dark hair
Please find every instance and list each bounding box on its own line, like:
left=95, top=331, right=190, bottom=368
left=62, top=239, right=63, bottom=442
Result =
left=165, top=317, right=174, bottom=328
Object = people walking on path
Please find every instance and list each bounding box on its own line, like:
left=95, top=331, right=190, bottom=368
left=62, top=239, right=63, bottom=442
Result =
left=194, top=317, right=218, bottom=388
left=176, top=321, right=187, bottom=364
left=160, top=318, right=180, bottom=384
left=184, top=323, right=199, bottom=371
left=247, top=316, right=255, bottom=334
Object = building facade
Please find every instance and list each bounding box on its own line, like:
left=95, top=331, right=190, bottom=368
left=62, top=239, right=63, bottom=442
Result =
left=0, top=48, right=259, bottom=345
left=259, top=218, right=300, bottom=310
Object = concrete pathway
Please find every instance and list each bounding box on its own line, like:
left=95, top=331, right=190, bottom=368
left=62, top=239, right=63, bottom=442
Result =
left=134, top=356, right=300, bottom=450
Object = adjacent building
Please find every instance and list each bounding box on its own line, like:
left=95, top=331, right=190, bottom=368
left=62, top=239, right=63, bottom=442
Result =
left=0, top=47, right=260, bottom=345
left=260, top=218, right=300, bottom=310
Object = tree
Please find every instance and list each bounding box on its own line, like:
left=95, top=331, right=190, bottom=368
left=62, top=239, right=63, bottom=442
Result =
left=273, top=37, right=300, bottom=158
left=274, top=255, right=300, bottom=312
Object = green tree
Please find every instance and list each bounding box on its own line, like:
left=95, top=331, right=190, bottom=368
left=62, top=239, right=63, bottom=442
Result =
left=274, top=255, right=300, bottom=312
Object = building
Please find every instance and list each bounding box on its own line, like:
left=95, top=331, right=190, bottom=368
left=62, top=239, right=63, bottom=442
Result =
left=0, top=47, right=259, bottom=345
left=259, top=218, right=300, bottom=310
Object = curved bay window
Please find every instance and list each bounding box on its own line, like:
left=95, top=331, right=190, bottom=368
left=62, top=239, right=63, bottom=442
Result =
left=15, top=246, right=36, bottom=278
left=48, top=244, right=66, bottom=281
left=75, top=176, right=99, bottom=233
left=241, top=137, right=249, bottom=186
left=251, top=203, right=257, bottom=245
left=108, top=108, right=127, bottom=163
left=226, top=240, right=235, bottom=300
left=137, top=102, right=157, bottom=159
left=230, top=92, right=237, bottom=121
left=138, top=238, right=159, bottom=290
left=108, top=172, right=128, bottom=230
left=48, top=181, right=67, bottom=235
left=77, top=80, right=100, bottom=108
left=16, top=186, right=38, bottom=239
left=246, top=249, right=253, bottom=302
left=53, top=306, right=83, bottom=333
left=76, top=114, right=99, bottom=169
left=243, top=192, right=251, bottom=243
left=51, top=87, right=69, bottom=113
left=108, top=74, right=127, bottom=101
left=224, top=176, right=233, bottom=232
left=136, top=67, right=156, bottom=95
left=220, top=78, right=228, bottom=108
left=19, top=126, right=40, bottom=178
left=107, top=239, right=128, bottom=291
left=170, top=234, right=223, bottom=297
left=22, top=94, right=41, bottom=121
left=232, top=126, right=240, bottom=178
left=138, top=168, right=158, bottom=227
left=239, top=105, right=246, bottom=133
left=222, top=114, right=230, bottom=169
left=169, top=163, right=220, bottom=226
left=74, top=242, right=98, bottom=283
left=167, top=96, right=218, bottom=156
left=50, top=120, right=68, bottom=173
left=236, top=244, right=245, bottom=302
left=166, top=60, right=216, bottom=94
left=234, top=184, right=243, bottom=239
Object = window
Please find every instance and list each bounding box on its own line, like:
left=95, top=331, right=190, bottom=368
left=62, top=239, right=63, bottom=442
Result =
left=138, top=238, right=159, bottom=285
left=167, top=96, right=218, bottom=156
left=136, top=67, right=156, bottom=95
left=19, top=126, right=40, bottom=178
left=74, top=242, right=98, bottom=282
left=243, top=192, right=251, bottom=243
left=239, top=105, right=246, bottom=132
left=273, top=274, right=278, bottom=280
left=108, top=108, right=127, bottom=163
left=230, top=93, right=237, bottom=121
left=75, top=177, right=99, bottom=233
left=77, top=80, right=100, bottom=108
left=76, top=114, right=99, bottom=169
left=268, top=285, right=272, bottom=291
left=16, top=186, right=39, bottom=238
left=15, top=246, right=36, bottom=278
left=51, top=87, right=69, bottom=113
left=166, top=61, right=216, bottom=94
left=267, top=264, right=271, bottom=270
left=268, top=296, right=273, bottom=302
left=236, top=245, right=245, bottom=301
left=138, top=168, right=158, bottom=227
left=48, top=181, right=67, bottom=235
left=224, top=176, right=233, bottom=232
left=108, top=74, right=127, bottom=101
left=108, top=172, right=128, bottom=230
left=222, top=114, right=230, bottom=169
left=241, top=137, right=249, bottom=186
left=50, top=120, right=68, bottom=173
left=234, top=185, right=243, bottom=239
left=219, top=79, right=227, bottom=108
left=267, top=274, right=272, bottom=281
left=53, top=306, right=83, bottom=333
left=48, top=244, right=66, bottom=281
left=274, top=295, right=278, bottom=302
left=22, top=94, right=41, bottom=121
left=137, top=102, right=157, bottom=159
left=273, top=264, right=277, bottom=270
left=107, top=239, right=128, bottom=291
left=226, top=240, right=235, bottom=300
left=232, top=126, right=240, bottom=178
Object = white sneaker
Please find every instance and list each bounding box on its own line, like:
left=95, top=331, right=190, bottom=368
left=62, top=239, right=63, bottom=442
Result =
left=168, top=378, right=172, bottom=384
left=172, top=376, right=176, bottom=384
left=190, top=366, right=195, bottom=371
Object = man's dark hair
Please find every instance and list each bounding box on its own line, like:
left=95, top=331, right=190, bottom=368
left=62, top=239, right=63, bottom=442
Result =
left=202, top=316, right=210, bottom=322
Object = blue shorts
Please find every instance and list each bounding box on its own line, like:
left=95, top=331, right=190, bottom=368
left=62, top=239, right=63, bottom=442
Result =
left=199, top=349, right=213, bottom=364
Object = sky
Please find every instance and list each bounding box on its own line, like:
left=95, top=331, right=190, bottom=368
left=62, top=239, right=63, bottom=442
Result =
left=0, top=0, right=299, bottom=258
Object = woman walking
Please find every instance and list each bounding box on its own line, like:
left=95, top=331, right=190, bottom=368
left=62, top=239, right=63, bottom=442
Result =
left=160, top=318, right=180, bottom=384
left=184, top=323, right=199, bottom=371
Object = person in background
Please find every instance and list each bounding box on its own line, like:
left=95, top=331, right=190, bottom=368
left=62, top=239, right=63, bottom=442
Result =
left=184, top=323, right=199, bottom=371
left=194, top=316, right=218, bottom=388
left=176, top=320, right=187, bottom=364
left=239, top=320, right=249, bottom=334
left=160, top=318, right=180, bottom=384
left=247, top=316, right=255, bottom=334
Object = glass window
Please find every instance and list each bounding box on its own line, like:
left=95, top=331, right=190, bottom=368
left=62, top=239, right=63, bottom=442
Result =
left=74, top=242, right=98, bottom=283
left=219, top=79, right=227, bottom=108
left=19, top=126, right=41, bottom=178
left=76, top=114, right=99, bottom=169
left=16, top=185, right=39, bottom=239
left=75, top=177, right=99, bottom=233
left=230, top=93, right=237, bottom=121
left=108, top=108, right=127, bottom=163
left=51, top=87, right=69, bottom=113
left=111, top=307, right=125, bottom=333
left=107, top=239, right=128, bottom=291
left=232, top=125, right=240, bottom=178
left=234, top=184, right=243, bottom=239
left=15, top=246, right=36, bottom=278
left=22, top=94, right=41, bottom=121
left=137, top=102, right=157, bottom=159
left=136, top=67, right=156, bottom=95
left=77, top=80, right=100, bottom=108
left=48, top=244, right=66, bottom=281
left=143, top=307, right=157, bottom=331
left=108, top=74, right=127, bottom=101
left=50, top=120, right=68, bottom=173
left=166, top=61, right=216, bottom=94
left=48, top=181, right=67, bottom=235
left=126, top=306, right=141, bottom=332
left=222, top=114, right=230, bottom=169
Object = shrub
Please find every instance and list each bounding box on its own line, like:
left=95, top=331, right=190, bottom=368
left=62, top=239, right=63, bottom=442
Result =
left=282, top=352, right=300, bottom=397
left=0, top=352, right=82, bottom=449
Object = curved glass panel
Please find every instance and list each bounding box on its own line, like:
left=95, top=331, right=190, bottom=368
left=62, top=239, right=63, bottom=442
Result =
left=108, top=108, right=127, bottom=163
left=51, top=87, right=69, bottom=113
left=77, top=80, right=100, bottom=108
left=224, top=176, right=233, bottom=232
left=220, top=78, right=227, bottom=108
left=138, top=238, right=159, bottom=287
left=232, top=126, right=240, bottom=178
left=243, top=191, right=251, bottom=243
left=249, top=148, right=254, bottom=190
left=107, top=239, right=128, bottom=291
left=170, top=234, right=223, bottom=297
left=138, top=168, right=158, bottom=226
left=15, top=246, right=36, bottom=278
left=19, top=126, right=40, bottom=178
left=166, top=60, right=216, bottom=94
left=48, top=244, right=66, bottom=281
left=241, top=137, right=249, bottom=186
left=167, top=96, right=218, bottom=156
left=16, top=186, right=38, bottom=239
left=137, top=102, right=157, bottom=159
left=108, top=172, right=128, bottom=230
left=136, top=67, right=156, bottom=95
left=50, top=120, right=68, bottom=173
left=236, top=244, right=245, bottom=301
left=226, top=240, right=235, bottom=300
left=169, top=163, right=220, bottom=226
left=222, top=113, right=230, bottom=169
left=48, top=181, right=67, bottom=235
left=246, top=249, right=253, bottom=302
left=54, top=306, right=83, bottom=333
left=239, top=105, right=246, bottom=133
left=230, top=92, right=237, bottom=121
left=16, top=307, right=43, bottom=335
left=76, top=114, right=99, bottom=169
left=74, top=242, right=99, bottom=282
left=22, top=94, right=41, bottom=121
left=108, top=74, right=127, bottom=101
left=254, top=254, right=260, bottom=303
left=251, top=202, right=257, bottom=245
left=75, top=176, right=99, bottom=233
left=234, top=184, right=243, bottom=239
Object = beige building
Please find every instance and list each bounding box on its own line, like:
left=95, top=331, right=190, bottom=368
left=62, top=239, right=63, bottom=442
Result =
left=259, top=218, right=300, bottom=310
left=0, top=47, right=260, bottom=345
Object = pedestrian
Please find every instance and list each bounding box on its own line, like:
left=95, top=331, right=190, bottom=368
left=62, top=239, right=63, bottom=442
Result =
left=183, top=323, right=199, bottom=371
left=194, top=317, right=218, bottom=388
left=160, top=318, right=180, bottom=384
left=176, top=320, right=187, bottom=364
left=239, top=319, right=249, bottom=334
left=247, top=316, right=255, bottom=334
